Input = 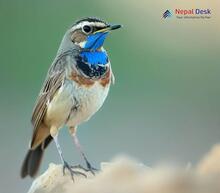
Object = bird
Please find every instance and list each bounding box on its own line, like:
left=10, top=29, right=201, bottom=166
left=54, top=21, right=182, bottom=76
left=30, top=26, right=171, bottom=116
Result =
left=20, top=17, right=122, bottom=179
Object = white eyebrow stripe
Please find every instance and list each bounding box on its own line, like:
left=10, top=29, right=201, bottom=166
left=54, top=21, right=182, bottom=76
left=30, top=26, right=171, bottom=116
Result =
left=70, top=21, right=106, bottom=31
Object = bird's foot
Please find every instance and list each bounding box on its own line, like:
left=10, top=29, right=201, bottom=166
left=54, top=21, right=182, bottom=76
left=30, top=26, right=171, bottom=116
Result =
left=71, top=161, right=98, bottom=175
left=63, top=161, right=87, bottom=181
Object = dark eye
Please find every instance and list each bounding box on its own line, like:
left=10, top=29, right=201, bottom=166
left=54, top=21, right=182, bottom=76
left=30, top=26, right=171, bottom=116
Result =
left=82, top=25, right=93, bottom=34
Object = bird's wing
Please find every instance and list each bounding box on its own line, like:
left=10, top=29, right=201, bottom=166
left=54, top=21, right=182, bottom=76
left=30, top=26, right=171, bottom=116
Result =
left=30, top=53, right=68, bottom=149
left=31, top=70, right=65, bottom=129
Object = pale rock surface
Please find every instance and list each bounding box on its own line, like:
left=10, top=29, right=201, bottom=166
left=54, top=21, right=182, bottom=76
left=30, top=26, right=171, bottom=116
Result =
left=197, top=144, right=220, bottom=175
left=28, top=145, right=220, bottom=193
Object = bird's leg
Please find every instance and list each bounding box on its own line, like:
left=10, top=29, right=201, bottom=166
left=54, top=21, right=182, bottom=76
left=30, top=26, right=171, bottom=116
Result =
left=69, top=127, right=98, bottom=175
left=53, top=134, right=86, bottom=180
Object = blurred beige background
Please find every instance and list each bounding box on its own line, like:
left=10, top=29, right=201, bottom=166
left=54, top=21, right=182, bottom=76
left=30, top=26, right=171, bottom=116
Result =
left=0, top=0, right=220, bottom=192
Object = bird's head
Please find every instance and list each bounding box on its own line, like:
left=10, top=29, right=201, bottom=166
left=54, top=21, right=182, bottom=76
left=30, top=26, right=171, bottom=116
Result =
left=69, top=17, right=122, bottom=51
left=56, top=17, right=122, bottom=78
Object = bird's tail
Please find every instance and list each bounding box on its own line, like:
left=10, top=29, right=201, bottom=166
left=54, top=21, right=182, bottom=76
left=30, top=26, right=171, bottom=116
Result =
left=20, top=145, right=44, bottom=178
left=21, top=136, right=53, bottom=178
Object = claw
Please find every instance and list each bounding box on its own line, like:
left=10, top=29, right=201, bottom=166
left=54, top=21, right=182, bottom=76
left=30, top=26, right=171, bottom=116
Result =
left=71, top=162, right=98, bottom=175
left=86, top=160, right=99, bottom=175
left=71, top=164, right=87, bottom=171
left=63, top=161, right=87, bottom=181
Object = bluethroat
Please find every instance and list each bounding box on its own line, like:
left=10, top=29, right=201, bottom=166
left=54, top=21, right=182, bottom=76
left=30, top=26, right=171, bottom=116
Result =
left=21, top=17, right=122, bottom=179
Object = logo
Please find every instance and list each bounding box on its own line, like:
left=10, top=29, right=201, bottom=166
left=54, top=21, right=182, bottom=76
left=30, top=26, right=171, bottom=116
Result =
left=163, top=10, right=172, bottom=18
left=175, top=9, right=211, bottom=15
left=162, top=8, right=211, bottom=19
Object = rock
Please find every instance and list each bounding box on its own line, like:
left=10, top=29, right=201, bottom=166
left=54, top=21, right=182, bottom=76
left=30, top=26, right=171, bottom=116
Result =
left=28, top=148, right=220, bottom=193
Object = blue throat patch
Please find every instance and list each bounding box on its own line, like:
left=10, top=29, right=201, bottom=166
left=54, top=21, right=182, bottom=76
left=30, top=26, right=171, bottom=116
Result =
left=80, top=51, right=108, bottom=66
left=79, top=32, right=109, bottom=66
left=76, top=32, right=109, bottom=78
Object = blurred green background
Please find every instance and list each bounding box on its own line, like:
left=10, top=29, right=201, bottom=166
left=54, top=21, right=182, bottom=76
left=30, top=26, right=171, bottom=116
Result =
left=0, top=0, right=220, bottom=192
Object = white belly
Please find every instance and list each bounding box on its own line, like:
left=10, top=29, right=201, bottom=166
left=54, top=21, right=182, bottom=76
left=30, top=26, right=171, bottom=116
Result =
left=66, top=80, right=110, bottom=127
left=45, top=78, right=110, bottom=132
